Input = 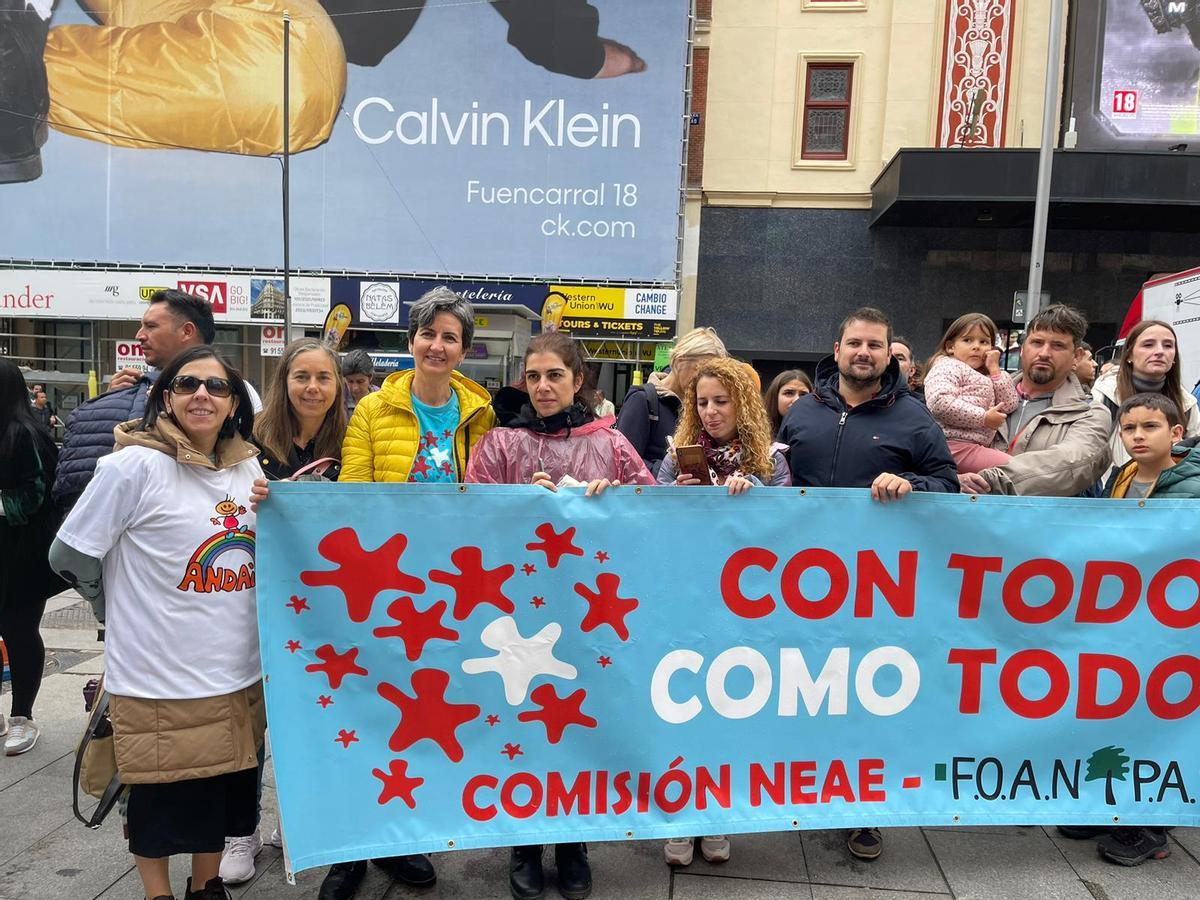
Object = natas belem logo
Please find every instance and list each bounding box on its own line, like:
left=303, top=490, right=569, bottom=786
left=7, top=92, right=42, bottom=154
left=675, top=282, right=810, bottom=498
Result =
left=360, top=283, right=400, bottom=323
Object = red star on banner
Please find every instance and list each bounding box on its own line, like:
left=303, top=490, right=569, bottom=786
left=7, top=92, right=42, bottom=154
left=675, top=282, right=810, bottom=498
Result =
left=597, top=656, right=613, bottom=668
left=486, top=714, right=501, bottom=726
left=429, top=547, right=516, bottom=621
left=525, top=523, right=585, bottom=568
left=501, top=743, right=524, bottom=760
left=574, top=573, right=639, bottom=641
left=372, top=759, right=424, bottom=808
left=286, top=595, right=310, bottom=614
left=530, top=596, right=546, bottom=609
left=305, top=644, right=369, bottom=689
left=521, top=563, right=537, bottom=576
left=285, top=640, right=302, bottom=654
left=517, top=685, right=598, bottom=744
left=372, top=597, right=459, bottom=661
left=594, top=551, right=610, bottom=564
left=317, top=695, right=334, bottom=708
left=335, top=729, right=359, bottom=749
left=378, top=669, right=481, bottom=762
left=301, top=528, right=425, bottom=623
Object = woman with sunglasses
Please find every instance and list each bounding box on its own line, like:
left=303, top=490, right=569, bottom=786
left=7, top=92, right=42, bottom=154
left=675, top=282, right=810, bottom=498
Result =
left=51, top=347, right=264, bottom=900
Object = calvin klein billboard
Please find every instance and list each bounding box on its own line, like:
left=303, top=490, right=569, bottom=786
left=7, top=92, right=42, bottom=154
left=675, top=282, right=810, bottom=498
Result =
left=1067, top=0, right=1200, bottom=150
left=0, top=0, right=689, bottom=284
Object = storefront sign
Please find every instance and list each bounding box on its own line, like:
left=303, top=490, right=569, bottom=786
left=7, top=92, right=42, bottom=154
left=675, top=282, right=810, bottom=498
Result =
left=261, top=326, right=287, bottom=358
left=0, top=269, right=330, bottom=325
left=114, top=340, right=148, bottom=372
left=557, top=317, right=676, bottom=340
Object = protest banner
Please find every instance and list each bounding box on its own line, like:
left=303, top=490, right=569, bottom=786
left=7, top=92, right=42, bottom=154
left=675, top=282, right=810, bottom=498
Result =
left=256, top=484, right=1200, bottom=874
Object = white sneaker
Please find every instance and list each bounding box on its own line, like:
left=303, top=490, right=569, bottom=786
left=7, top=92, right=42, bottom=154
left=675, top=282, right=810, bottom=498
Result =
left=664, top=837, right=694, bottom=866
left=264, top=825, right=283, bottom=848
left=700, top=835, right=730, bottom=863
left=4, top=717, right=38, bottom=755
left=219, top=832, right=263, bottom=885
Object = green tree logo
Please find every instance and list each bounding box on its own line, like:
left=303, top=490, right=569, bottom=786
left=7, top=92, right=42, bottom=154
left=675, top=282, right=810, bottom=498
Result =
left=1085, top=746, right=1131, bottom=806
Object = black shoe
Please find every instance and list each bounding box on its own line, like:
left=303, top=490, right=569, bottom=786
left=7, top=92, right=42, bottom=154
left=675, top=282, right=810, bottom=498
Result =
left=554, top=843, right=591, bottom=900
left=183, top=877, right=231, bottom=900
left=509, top=845, right=545, bottom=900
left=0, top=0, right=49, bottom=183
left=371, top=854, right=436, bottom=887
left=1056, top=825, right=1113, bottom=840
left=318, top=861, right=367, bottom=900
left=1098, top=827, right=1170, bottom=866
left=846, top=828, right=882, bottom=860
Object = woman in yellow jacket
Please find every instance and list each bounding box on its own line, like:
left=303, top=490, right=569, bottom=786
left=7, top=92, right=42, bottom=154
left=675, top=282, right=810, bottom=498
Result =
left=323, top=285, right=495, bottom=899
left=339, top=286, right=497, bottom=484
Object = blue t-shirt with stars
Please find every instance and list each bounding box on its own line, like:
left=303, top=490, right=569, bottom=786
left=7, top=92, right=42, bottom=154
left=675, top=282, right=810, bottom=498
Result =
left=409, top=392, right=461, bottom=483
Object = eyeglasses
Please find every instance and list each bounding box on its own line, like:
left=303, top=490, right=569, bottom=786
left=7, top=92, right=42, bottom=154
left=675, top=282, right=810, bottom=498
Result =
left=169, top=375, right=233, bottom=398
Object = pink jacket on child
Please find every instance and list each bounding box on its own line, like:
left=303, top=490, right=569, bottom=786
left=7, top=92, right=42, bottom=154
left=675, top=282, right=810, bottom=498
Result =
left=924, top=356, right=1019, bottom=446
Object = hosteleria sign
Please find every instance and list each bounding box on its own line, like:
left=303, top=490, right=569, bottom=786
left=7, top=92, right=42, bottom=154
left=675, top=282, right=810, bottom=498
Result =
left=256, top=484, right=1200, bottom=875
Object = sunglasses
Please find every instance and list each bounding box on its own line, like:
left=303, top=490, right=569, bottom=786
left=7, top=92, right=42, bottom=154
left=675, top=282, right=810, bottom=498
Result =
left=169, top=375, right=233, bottom=398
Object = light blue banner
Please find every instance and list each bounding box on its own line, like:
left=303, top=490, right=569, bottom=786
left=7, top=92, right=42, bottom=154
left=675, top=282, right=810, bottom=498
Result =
left=257, top=484, right=1200, bottom=873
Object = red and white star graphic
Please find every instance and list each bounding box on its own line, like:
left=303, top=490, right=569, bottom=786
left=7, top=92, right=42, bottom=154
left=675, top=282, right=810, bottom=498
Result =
left=372, top=596, right=459, bottom=661
left=574, top=573, right=639, bottom=641
left=594, top=551, right=610, bottom=564
left=525, top=523, right=585, bottom=568
left=285, top=640, right=302, bottom=654
left=372, top=759, right=424, bottom=808
left=521, top=563, right=537, bottom=576
left=517, top=685, right=598, bottom=744
left=486, top=714, right=501, bottom=726
left=597, top=656, right=613, bottom=668
left=530, top=596, right=546, bottom=609
left=301, top=528, right=425, bottom=623
left=317, top=695, right=334, bottom=709
left=377, top=669, right=481, bottom=762
left=501, top=743, right=524, bottom=760
left=429, top=547, right=516, bottom=620
left=305, top=644, right=369, bottom=689
left=335, top=729, right=359, bottom=749
left=286, top=595, right=310, bottom=614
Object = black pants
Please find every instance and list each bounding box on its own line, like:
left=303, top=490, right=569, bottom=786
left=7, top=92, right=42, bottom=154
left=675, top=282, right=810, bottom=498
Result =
left=0, top=593, right=48, bottom=719
left=322, top=0, right=605, bottom=77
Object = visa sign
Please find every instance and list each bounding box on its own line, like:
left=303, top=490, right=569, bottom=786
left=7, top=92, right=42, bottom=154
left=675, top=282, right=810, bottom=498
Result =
left=178, top=280, right=228, bottom=314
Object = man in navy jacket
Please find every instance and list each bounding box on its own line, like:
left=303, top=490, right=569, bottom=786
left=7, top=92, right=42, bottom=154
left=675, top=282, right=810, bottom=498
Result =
left=779, top=307, right=958, bottom=499
left=777, top=308, right=957, bottom=861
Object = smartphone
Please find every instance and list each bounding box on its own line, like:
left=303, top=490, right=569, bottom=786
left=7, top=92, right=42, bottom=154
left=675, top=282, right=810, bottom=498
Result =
left=674, top=445, right=712, bottom=485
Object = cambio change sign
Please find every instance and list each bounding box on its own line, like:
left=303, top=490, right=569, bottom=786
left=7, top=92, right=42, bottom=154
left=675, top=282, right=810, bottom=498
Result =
left=1, top=2, right=690, bottom=283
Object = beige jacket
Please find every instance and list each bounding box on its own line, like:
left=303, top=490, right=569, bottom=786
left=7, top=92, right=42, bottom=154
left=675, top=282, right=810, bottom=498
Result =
left=979, top=374, right=1112, bottom=496
left=110, top=682, right=266, bottom=784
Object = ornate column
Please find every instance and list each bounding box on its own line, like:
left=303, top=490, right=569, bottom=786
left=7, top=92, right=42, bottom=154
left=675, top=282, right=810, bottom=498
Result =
left=935, top=0, right=1017, bottom=147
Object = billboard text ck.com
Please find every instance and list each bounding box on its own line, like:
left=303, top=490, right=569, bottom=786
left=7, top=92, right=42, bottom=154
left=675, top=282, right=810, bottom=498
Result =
left=1, top=0, right=690, bottom=284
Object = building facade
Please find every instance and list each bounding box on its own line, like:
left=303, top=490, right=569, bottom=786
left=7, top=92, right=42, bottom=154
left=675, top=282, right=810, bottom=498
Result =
left=693, top=0, right=1200, bottom=372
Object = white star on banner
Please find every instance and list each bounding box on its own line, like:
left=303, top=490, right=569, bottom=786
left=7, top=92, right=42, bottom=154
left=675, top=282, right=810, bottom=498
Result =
left=461, top=616, right=578, bottom=705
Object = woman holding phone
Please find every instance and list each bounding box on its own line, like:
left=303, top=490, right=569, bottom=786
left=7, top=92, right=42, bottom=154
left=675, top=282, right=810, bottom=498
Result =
left=465, top=331, right=652, bottom=900
left=658, top=358, right=790, bottom=494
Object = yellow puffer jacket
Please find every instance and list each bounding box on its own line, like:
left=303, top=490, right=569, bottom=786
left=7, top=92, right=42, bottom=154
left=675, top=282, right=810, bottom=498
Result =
left=339, top=370, right=497, bottom=482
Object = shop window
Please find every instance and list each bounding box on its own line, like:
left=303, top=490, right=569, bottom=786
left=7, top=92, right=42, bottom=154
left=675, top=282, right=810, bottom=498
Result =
left=800, top=63, right=853, bottom=160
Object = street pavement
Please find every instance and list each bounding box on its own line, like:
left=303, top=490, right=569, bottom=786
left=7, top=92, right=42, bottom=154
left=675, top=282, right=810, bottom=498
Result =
left=4, top=592, right=1200, bottom=900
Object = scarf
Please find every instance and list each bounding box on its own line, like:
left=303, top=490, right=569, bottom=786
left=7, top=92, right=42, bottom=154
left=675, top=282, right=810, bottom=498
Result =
left=697, top=430, right=748, bottom=483
left=515, top=402, right=594, bottom=435
left=1132, top=373, right=1167, bottom=393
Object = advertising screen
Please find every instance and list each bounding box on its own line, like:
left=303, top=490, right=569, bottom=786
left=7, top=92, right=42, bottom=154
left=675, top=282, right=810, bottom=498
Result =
left=0, top=0, right=690, bottom=284
left=1068, top=0, right=1200, bottom=149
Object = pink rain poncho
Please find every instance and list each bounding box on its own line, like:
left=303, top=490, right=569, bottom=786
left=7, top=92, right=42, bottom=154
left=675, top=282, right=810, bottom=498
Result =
left=465, top=416, right=655, bottom=487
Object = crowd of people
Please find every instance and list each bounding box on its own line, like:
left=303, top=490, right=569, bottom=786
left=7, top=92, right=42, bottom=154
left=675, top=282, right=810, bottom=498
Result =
left=1, top=287, right=1197, bottom=900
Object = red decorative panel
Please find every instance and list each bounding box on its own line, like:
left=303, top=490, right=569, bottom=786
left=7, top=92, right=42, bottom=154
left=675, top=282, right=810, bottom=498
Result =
left=935, top=0, right=1017, bottom=147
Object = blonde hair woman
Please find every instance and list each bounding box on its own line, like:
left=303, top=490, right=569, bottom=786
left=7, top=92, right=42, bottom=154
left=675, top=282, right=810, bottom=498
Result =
left=615, top=326, right=728, bottom=475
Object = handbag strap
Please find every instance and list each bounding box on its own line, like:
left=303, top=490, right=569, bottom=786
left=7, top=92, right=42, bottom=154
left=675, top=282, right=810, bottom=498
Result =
left=72, top=687, right=124, bottom=829
left=289, top=457, right=338, bottom=480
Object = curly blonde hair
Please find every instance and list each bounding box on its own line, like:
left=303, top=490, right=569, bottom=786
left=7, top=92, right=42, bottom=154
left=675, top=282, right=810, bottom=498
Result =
left=674, top=358, right=774, bottom=481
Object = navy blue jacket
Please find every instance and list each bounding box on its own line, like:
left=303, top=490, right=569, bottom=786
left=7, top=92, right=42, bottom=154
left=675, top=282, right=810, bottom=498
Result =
left=779, top=356, right=959, bottom=493
left=52, top=373, right=156, bottom=508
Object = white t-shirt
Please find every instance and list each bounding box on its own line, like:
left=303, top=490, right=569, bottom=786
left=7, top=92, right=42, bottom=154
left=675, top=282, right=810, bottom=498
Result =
left=57, top=446, right=263, bottom=700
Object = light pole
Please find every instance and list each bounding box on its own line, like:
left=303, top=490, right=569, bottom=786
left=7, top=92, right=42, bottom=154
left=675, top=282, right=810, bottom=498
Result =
left=1025, top=0, right=1066, bottom=321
